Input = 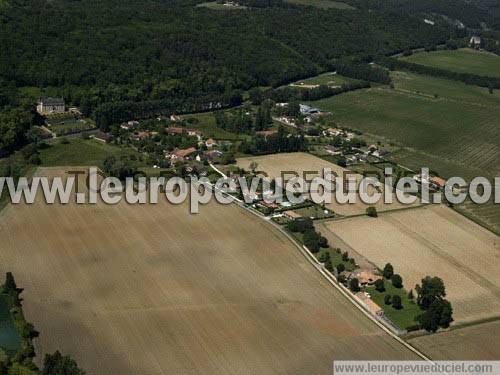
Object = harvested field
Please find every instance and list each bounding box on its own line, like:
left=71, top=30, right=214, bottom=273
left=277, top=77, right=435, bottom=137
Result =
left=317, top=205, right=500, bottom=324
left=409, top=320, right=500, bottom=360
left=0, top=168, right=419, bottom=374
left=237, top=152, right=419, bottom=216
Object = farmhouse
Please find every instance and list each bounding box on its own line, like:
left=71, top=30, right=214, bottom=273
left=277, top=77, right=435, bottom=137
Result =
left=93, top=131, right=112, bottom=143
left=260, top=201, right=279, bottom=210
left=324, top=145, right=341, bottom=156
left=132, top=131, right=158, bottom=141
left=37, top=97, right=65, bottom=114
left=470, top=36, right=482, bottom=49
left=205, top=138, right=217, bottom=148
left=120, top=120, right=139, bottom=130
left=430, top=176, right=447, bottom=190
left=172, top=147, right=197, bottom=161
left=299, top=104, right=320, bottom=115
left=353, top=270, right=382, bottom=286
left=283, top=210, right=302, bottom=220
left=326, top=127, right=342, bottom=137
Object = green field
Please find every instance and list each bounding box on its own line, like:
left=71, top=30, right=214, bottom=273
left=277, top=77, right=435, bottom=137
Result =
left=291, top=73, right=358, bottom=87
left=0, top=295, right=21, bottom=356
left=286, top=0, right=355, bottom=9
left=310, top=71, right=500, bottom=181
left=39, top=138, right=142, bottom=168
left=400, top=48, right=500, bottom=78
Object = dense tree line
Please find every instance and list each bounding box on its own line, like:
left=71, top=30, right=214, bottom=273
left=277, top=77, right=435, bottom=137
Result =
left=250, top=80, right=370, bottom=105
left=239, top=126, right=308, bottom=155
left=379, top=57, right=500, bottom=89
left=335, top=62, right=391, bottom=84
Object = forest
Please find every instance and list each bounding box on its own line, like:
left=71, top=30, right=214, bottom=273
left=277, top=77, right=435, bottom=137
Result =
left=0, top=0, right=495, bottom=155
left=0, top=1, right=451, bottom=110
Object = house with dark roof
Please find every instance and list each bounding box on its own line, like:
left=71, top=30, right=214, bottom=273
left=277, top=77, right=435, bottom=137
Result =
left=37, top=97, right=65, bottom=114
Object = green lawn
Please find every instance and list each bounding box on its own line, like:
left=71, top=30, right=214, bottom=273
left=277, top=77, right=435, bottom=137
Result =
left=400, top=48, right=500, bottom=78
left=48, top=120, right=95, bottom=136
left=285, top=0, right=355, bottom=10
left=39, top=138, right=142, bottom=168
left=364, top=282, right=421, bottom=330
left=294, top=205, right=335, bottom=219
left=0, top=295, right=21, bottom=356
left=291, top=73, right=358, bottom=87
left=184, top=113, right=248, bottom=141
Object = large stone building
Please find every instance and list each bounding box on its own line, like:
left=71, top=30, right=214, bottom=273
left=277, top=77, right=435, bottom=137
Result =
left=37, top=97, right=65, bottom=114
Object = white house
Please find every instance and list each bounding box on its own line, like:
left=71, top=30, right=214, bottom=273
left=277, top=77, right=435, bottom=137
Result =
left=470, top=36, right=482, bottom=49
left=37, top=98, right=65, bottom=114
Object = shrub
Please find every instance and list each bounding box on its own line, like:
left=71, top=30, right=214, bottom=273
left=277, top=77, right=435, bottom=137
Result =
left=374, top=279, right=385, bottom=292
left=336, top=263, right=345, bottom=273
left=382, top=263, right=394, bottom=279
left=349, top=278, right=360, bottom=292
left=391, top=274, right=403, bottom=288
left=392, top=295, right=402, bottom=310
left=366, top=207, right=378, bottom=217
left=384, top=294, right=392, bottom=305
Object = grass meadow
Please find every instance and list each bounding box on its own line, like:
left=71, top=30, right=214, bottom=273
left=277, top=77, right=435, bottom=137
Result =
left=400, top=48, right=500, bottom=78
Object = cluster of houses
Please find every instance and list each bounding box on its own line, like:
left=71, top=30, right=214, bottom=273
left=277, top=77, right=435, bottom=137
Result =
left=274, top=103, right=329, bottom=127
left=118, top=119, right=227, bottom=167
left=323, top=127, right=387, bottom=164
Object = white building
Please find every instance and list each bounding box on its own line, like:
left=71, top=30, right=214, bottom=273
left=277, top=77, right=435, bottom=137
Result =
left=37, top=98, right=65, bottom=114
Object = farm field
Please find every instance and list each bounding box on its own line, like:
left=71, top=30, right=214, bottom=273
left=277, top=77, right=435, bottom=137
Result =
left=400, top=48, right=500, bottom=78
left=310, top=72, right=500, bottom=181
left=0, top=168, right=419, bottom=374
left=409, top=320, right=500, bottom=360
left=456, top=199, right=500, bottom=237
left=39, top=138, right=142, bottom=168
left=237, top=152, right=420, bottom=216
left=316, top=205, right=500, bottom=324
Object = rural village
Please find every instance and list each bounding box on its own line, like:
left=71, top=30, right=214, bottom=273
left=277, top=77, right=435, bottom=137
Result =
left=0, top=1, right=499, bottom=373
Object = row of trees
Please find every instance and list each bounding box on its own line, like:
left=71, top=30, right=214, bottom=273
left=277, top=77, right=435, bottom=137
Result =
left=380, top=57, right=500, bottom=89
left=239, top=126, right=308, bottom=155
left=249, top=80, right=371, bottom=106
